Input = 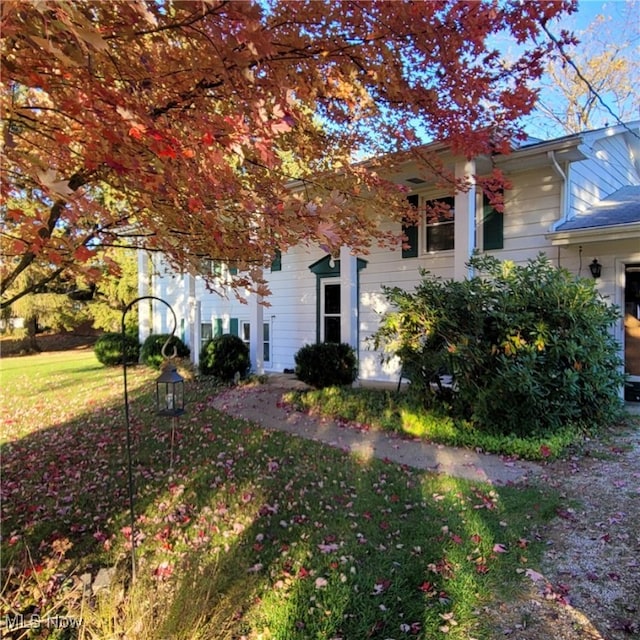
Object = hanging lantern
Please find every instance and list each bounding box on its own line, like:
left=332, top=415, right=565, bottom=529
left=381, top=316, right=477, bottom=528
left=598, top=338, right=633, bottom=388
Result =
left=156, top=361, right=185, bottom=417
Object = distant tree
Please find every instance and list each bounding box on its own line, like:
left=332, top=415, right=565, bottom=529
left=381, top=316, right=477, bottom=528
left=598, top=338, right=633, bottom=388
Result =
left=1, top=0, right=576, bottom=310
left=87, top=247, right=139, bottom=334
left=9, top=266, right=91, bottom=350
left=530, top=1, right=639, bottom=137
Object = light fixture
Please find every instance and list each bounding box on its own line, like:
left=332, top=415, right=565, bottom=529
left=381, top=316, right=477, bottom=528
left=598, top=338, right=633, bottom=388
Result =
left=156, top=360, right=185, bottom=417
left=589, top=258, right=602, bottom=279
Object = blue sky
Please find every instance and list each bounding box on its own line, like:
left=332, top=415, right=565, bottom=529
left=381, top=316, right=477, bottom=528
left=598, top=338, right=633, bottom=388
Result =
left=522, top=0, right=639, bottom=138
left=570, top=0, right=634, bottom=30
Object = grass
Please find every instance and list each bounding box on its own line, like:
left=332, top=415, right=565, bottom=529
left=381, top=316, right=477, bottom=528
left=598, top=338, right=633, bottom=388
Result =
left=284, top=386, right=581, bottom=460
left=0, top=351, right=561, bottom=639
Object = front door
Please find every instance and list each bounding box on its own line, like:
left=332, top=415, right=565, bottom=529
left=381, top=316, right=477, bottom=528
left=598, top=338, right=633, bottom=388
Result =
left=624, top=264, right=640, bottom=401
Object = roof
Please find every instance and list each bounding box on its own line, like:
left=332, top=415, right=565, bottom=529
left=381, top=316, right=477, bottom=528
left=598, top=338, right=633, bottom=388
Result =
left=555, top=185, right=640, bottom=232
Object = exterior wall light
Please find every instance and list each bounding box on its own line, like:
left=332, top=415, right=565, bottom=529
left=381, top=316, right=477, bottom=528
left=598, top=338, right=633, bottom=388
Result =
left=589, top=258, right=602, bottom=279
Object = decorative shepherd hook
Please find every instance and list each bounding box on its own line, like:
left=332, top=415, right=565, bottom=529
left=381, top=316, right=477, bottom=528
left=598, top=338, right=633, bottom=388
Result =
left=121, top=296, right=178, bottom=580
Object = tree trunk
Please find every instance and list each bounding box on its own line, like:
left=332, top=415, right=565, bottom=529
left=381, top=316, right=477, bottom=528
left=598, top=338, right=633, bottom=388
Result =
left=24, top=315, right=41, bottom=353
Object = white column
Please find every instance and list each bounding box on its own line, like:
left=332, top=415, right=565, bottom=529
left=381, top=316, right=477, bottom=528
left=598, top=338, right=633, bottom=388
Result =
left=137, top=250, right=152, bottom=343
left=250, top=278, right=264, bottom=374
left=340, top=246, right=358, bottom=350
left=193, top=300, right=202, bottom=366
left=185, top=274, right=197, bottom=361
left=454, top=159, right=476, bottom=281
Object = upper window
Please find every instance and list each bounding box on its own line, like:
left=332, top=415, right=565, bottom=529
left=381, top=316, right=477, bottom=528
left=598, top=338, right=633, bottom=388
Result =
left=270, top=250, right=282, bottom=272
left=201, top=258, right=223, bottom=277
left=425, top=196, right=455, bottom=252
left=402, top=194, right=455, bottom=257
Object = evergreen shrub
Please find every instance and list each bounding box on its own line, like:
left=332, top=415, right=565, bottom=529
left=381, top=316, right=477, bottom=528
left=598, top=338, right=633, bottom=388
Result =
left=141, top=334, right=190, bottom=370
left=94, top=332, right=140, bottom=366
left=199, top=334, right=250, bottom=380
left=373, top=254, right=624, bottom=435
left=294, top=342, right=358, bottom=388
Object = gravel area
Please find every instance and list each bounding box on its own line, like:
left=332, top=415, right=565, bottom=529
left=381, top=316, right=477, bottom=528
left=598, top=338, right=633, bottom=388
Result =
left=487, top=416, right=640, bottom=639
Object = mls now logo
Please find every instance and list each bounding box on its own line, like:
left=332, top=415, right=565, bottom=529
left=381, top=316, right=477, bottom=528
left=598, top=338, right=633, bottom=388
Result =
left=3, top=614, right=82, bottom=631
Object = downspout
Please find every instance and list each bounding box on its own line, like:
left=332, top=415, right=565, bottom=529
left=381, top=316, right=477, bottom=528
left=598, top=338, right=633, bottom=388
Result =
left=548, top=150, right=569, bottom=231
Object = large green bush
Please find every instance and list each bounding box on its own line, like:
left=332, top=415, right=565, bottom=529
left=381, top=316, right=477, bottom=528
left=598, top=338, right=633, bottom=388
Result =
left=94, top=332, right=140, bottom=366
left=141, top=334, right=190, bottom=370
left=373, top=254, right=624, bottom=435
left=199, top=333, right=250, bottom=380
left=294, top=342, right=358, bottom=388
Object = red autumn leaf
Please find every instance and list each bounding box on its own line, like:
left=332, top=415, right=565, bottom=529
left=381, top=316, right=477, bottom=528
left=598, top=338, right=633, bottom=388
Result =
left=157, top=146, right=178, bottom=159
left=74, top=246, right=95, bottom=262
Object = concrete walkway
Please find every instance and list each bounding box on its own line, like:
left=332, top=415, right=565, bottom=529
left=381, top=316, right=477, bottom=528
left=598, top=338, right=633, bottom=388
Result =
left=210, top=376, right=544, bottom=485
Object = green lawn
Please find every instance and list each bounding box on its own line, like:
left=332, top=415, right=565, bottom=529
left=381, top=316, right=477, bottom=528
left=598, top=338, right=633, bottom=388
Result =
left=0, top=351, right=560, bottom=639
left=284, top=386, right=582, bottom=460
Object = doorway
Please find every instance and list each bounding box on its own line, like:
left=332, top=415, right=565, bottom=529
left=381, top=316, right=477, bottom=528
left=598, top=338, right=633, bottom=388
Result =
left=321, top=281, right=341, bottom=343
left=624, top=264, right=640, bottom=401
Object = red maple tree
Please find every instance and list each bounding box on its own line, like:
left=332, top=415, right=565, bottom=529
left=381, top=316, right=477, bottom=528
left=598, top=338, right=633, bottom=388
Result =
left=0, top=0, right=575, bottom=308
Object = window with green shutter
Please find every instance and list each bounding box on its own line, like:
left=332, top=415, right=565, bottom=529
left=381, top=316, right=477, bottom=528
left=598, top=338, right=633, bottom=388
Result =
left=230, top=318, right=239, bottom=336
left=213, top=318, right=223, bottom=337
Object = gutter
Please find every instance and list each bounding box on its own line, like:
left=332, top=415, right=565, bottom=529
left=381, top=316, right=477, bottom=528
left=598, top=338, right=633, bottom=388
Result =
left=548, top=221, right=640, bottom=245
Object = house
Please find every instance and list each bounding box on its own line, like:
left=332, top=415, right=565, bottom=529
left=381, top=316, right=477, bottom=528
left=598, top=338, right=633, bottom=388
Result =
left=138, top=121, right=640, bottom=400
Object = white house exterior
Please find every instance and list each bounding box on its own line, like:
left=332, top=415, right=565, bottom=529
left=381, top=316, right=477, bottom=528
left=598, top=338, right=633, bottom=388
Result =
left=139, top=121, right=640, bottom=399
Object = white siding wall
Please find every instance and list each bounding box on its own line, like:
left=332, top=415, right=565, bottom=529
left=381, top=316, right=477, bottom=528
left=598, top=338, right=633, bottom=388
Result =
left=357, top=219, right=456, bottom=381
left=264, top=245, right=324, bottom=372
left=571, top=131, right=640, bottom=216
left=495, top=167, right=561, bottom=264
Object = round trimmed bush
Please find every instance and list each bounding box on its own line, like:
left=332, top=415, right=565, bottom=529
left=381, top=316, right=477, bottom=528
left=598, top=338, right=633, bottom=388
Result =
left=294, top=342, right=358, bottom=388
left=141, top=334, right=190, bottom=370
left=94, top=332, right=140, bottom=366
left=199, top=334, right=250, bottom=380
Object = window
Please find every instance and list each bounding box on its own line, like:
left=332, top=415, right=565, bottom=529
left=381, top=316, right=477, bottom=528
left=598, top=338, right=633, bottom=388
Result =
left=200, top=259, right=223, bottom=277
left=425, top=196, right=455, bottom=252
left=263, top=322, right=270, bottom=362
left=270, top=250, right=282, bottom=272
left=322, top=281, right=341, bottom=343
left=241, top=321, right=251, bottom=350
left=482, top=191, right=504, bottom=250
left=201, top=322, right=212, bottom=348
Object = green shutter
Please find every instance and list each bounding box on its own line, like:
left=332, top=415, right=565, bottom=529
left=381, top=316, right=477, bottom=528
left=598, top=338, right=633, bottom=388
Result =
left=229, top=318, right=239, bottom=336
left=402, top=194, right=419, bottom=258
left=213, top=318, right=223, bottom=337
left=483, top=192, right=504, bottom=250
left=229, top=265, right=238, bottom=275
